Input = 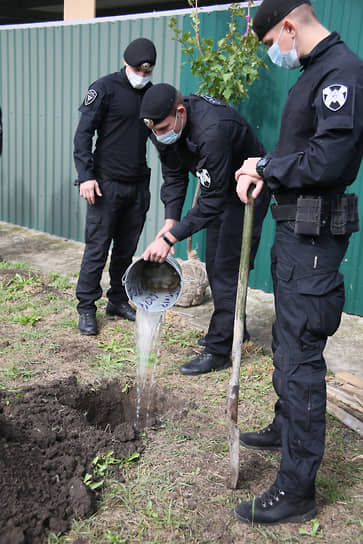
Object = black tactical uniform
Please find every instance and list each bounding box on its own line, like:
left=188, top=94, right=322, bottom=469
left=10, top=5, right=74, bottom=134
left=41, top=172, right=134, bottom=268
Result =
left=74, top=67, right=152, bottom=317
left=255, top=32, right=363, bottom=499
left=151, top=94, right=270, bottom=357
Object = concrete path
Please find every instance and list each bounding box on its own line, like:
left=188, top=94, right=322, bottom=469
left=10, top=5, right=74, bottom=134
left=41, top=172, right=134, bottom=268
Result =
left=0, top=220, right=362, bottom=379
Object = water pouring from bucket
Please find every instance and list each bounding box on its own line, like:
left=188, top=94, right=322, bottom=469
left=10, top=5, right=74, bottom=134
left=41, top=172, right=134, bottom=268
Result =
left=122, top=256, right=184, bottom=313
left=122, top=257, right=183, bottom=427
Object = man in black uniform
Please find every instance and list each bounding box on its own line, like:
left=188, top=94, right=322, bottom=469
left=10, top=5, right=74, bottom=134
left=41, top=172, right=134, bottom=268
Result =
left=139, top=84, right=270, bottom=375
left=74, top=38, right=157, bottom=335
left=234, top=0, right=363, bottom=525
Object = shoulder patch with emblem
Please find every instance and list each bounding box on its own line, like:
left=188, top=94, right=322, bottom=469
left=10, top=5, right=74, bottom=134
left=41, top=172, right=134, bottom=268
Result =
left=84, top=89, right=98, bottom=106
left=196, top=168, right=211, bottom=189
left=199, top=95, right=225, bottom=106
left=322, top=84, right=348, bottom=112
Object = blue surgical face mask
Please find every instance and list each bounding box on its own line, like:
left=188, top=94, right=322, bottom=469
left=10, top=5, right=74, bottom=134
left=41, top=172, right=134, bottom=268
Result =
left=126, top=67, right=151, bottom=89
left=154, top=113, right=182, bottom=145
left=268, top=26, right=300, bottom=70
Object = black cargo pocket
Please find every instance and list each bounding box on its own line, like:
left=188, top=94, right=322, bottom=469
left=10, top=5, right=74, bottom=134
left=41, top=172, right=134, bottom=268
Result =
left=85, top=214, right=102, bottom=244
left=276, top=261, right=294, bottom=283
left=288, top=379, right=326, bottom=433
left=296, top=272, right=345, bottom=337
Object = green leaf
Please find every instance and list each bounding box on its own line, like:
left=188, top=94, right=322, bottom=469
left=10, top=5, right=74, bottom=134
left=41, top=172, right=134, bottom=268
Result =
left=89, top=479, right=104, bottom=490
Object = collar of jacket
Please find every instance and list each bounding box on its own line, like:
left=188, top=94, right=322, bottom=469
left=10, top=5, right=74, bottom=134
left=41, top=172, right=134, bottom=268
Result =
left=300, top=31, right=342, bottom=70
left=181, top=99, right=192, bottom=141
left=120, top=66, right=127, bottom=80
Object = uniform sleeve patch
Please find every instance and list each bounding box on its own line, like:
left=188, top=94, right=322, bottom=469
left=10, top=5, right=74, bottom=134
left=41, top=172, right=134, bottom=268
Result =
left=322, top=84, right=348, bottom=112
left=84, top=89, right=98, bottom=106
left=196, top=168, right=211, bottom=189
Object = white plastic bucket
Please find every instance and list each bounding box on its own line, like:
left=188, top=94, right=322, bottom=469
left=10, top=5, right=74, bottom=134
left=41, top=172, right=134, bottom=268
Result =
left=122, top=257, right=184, bottom=312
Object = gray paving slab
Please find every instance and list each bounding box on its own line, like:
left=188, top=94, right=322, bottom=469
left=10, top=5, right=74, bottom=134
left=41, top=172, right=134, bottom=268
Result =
left=173, top=288, right=363, bottom=380
left=0, top=221, right=361, bottom=379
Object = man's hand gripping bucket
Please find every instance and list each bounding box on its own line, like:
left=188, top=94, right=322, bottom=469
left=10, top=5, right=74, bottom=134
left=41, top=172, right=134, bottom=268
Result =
left=122, top=257, right=184, bottom=312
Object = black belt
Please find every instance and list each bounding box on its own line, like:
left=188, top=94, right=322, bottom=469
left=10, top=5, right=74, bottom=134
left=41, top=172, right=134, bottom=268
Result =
left=271, top=204, right=297, bottom=221
left=272, top=192, right=300, bottom=205
left=271, top=198, right=331, bottom=222
left=271, top=193, right=360, bottom=236
left=272, top=191, right=344, bottom=206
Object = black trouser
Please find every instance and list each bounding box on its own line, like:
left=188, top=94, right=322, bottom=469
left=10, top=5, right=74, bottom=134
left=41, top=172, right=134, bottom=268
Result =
left=270, top=221, right=350, bottom=498
left=203, top=188, right=270, bottom=356
left=76, top=179, right=150, bottom=314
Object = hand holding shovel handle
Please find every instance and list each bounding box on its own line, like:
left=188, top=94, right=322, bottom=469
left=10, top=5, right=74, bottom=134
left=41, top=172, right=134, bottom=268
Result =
left=227, top=187, right=255, bottom=489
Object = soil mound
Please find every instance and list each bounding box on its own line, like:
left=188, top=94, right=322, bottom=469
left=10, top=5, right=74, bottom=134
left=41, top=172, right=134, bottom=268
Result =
left=0, top=376, right=148, bottom=544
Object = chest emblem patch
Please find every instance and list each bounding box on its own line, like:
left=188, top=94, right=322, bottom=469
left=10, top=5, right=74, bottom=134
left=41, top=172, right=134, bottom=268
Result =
left=322, top=84, right=348, bottom=112
left=197, top=168, right=211, bottom=189
left=84, top=89, right=98, bottom=106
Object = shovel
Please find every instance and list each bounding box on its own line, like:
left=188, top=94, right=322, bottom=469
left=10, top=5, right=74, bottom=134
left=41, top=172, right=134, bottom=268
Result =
left=227, top=189, right=255, bottom=489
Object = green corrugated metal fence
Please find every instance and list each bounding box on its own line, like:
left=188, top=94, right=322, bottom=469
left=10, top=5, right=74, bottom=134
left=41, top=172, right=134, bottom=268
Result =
left=178, top=0, right=363, bottom=315
left=0, top=1, right=362, bottom=314
left=0, top=12, right=184, bottom=248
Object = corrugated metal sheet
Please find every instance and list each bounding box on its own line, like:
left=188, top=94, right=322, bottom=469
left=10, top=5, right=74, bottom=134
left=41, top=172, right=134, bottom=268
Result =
left=0, top=1, right=363, bottom=314
left=0, top=12, right=183, bottom=246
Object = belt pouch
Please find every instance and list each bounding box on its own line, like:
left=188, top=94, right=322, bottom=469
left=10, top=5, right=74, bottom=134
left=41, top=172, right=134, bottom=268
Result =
left=271, top=203, right=297, bottom=221
left=294, top=196, right=322, bottom=235
left=330, top=194, right=360, bottom=235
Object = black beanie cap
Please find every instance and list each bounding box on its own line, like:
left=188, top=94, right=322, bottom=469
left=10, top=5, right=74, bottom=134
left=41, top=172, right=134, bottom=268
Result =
left=252, top=0, right=311, bottom=41
left=123, top=38, right=157, bottom=68
left=139, top=84, right=178, bottom=128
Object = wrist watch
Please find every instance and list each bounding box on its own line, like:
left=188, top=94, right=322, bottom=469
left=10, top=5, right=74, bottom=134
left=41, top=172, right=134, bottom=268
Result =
left=162, top=233, right=174, bottom=247
left=256, top=156, right=271, bottom=179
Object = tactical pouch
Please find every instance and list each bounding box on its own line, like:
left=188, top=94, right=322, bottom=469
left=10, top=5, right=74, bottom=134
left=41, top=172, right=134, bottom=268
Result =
left=330, top=194, right=360, bottom=235
left=294, top=196, right=322, bottom=236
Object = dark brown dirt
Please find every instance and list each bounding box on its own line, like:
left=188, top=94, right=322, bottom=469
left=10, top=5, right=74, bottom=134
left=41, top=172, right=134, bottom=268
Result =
left=0, top=376, right=164, bottom=544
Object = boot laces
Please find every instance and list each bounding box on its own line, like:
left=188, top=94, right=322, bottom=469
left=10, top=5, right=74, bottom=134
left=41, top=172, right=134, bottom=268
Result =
left=258, top=424, right=273, bottom=435
left=260, top=485, right=285, bottom=508
left=83, top=313, right=95, bottom=324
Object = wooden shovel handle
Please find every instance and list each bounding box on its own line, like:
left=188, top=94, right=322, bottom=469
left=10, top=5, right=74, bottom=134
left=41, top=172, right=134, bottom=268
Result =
left=227, top=188, right=255, bottom=488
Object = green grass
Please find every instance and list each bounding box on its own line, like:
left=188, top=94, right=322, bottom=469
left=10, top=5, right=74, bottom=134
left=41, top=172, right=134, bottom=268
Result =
left=83, top=450, right=140, bottom=491
left=1, top=364, right=39, bottom=381
left=88, top=352, right=133, bottom=375
left=98, top=335, right=135, bottom=356
left=10, top=312, right=42, bottom=326
left=163, top=327, right=202, bottom=347
left=0, top=259, right=361, bottom=544
left=0, top=260, right=30, bottom=270
left=48, top=271, right=73, bottom=290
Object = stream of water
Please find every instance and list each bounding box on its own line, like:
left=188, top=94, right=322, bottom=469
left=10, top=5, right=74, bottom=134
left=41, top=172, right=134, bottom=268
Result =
left=127, top=257, right=183, bottom=429
left=134, top=307, right=164, bottom=429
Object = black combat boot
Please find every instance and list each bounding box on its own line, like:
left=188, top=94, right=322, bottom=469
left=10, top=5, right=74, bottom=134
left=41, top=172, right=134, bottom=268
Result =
left=78, top=312, right=98, bottom=336
left=106, top=301, right=136, bottom=321
left=239, top=424, right=282, bottom=451
left=179, top=351, right=232, bottom=375
left=234, top=484, right=317, bottom=525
